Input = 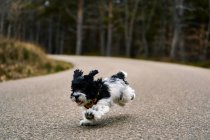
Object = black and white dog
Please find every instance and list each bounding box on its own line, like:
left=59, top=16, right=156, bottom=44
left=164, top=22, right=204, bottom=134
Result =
left=70, top=69, right=135, bottom=126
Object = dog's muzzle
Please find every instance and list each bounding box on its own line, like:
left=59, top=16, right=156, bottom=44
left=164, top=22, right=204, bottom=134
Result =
left=71, top=92, right=86, bottom=105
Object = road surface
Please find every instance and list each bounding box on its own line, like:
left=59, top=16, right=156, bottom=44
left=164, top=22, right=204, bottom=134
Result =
left=0, top=55, right=210, bottom=139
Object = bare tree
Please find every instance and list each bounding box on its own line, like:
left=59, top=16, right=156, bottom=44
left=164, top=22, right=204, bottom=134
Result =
left=106, top=0, right=113, bottom=56
left=0, top=13, right=5, bottom=35
left=7, top=23, right=12, bottom=38
left=124, top=0, right=140, bottom=57
left=76, top=0, right=84, bottom=55
left=99, top=0, right=106, bottom=56
left=170, top=0, right=184, bottom=60
left=0, top=0, right=12, bottom=35
left=141, top=0, right=157, bottom=57
left=48, top=16, right=53, bottom=53
left=59, top=30, right=65, bottom=54
left=35, top=21, right=40, bottom=43
left=203, top=0, right=210, bottom=60
left=56, top=15, right=61, bottom=54
left=154, top=1, right=167, bottom=56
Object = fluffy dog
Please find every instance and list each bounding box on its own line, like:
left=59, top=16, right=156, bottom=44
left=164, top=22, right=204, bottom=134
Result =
left=70, top=69, right=135, bottom=126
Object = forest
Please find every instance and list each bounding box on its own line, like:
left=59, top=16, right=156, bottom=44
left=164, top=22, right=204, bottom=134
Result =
left=0, top=0, right=209, bottom=63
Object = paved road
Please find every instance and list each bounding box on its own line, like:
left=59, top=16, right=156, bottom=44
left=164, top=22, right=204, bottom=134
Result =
left=0, top=55, right=210, bottom=140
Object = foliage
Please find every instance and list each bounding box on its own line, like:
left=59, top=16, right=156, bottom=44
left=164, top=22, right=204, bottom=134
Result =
left=0, top=0, right=209, bottom=65
left=0, top=38, right=72, bottom=82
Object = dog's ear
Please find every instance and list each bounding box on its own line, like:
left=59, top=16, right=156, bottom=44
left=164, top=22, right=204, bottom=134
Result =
left=88, top=70, right=99, bottom=77
left=84, top=70, right=98, bottom=80
left=73, top=69, right=83, bottom=79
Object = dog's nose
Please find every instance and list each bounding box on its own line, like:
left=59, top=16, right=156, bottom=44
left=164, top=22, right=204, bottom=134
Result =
left=71, top=94, right=79, bottom=99
left=74, top=95, right=80, bottom=99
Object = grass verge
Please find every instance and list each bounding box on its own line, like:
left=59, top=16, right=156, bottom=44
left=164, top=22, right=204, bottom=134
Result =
left=0, top=39, right=73, bottom=82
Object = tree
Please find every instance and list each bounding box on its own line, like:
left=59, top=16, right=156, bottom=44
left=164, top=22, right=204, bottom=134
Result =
left=203, top=0, right=210, bottom=60
left=141, top=0, right=157, bottom=58
left=124, top=0, right=140, bottom=57
left=106, top=0, right=113, bottom=56
left=76, top=0, right=84, bottom=55
left=48, top=16, right=53, bottom=53
left=170, top=0, right=185, bottom=60
left=0, top=0, right=13, bottom=35
left=0, top=0, right=209, bottom=62
left=98, top=0, right=106, bottom=55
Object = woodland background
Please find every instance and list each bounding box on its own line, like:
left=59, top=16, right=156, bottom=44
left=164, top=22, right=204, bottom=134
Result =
left=0, top=0, right=209, bottom=63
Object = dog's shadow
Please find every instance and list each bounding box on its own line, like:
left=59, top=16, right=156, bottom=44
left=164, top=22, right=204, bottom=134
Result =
left=80, top=114, right=132, bottom=129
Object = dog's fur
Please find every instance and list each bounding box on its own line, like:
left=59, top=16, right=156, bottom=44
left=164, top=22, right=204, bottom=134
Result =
left=70, top=69, right=135, bottom=126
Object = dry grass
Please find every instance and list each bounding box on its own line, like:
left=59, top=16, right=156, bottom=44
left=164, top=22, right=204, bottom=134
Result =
left=0, top=38, right=73, bottom=82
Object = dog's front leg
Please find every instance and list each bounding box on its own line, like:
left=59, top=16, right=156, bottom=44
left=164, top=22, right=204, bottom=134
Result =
left=80, top=110, right=95, bottom=126
left=80, top=106, right=106, bottom=126
left=80, top=106, right=103, bottom=126
left=85, top=99, right=111, bottom=119
left=80, top=99, right=112, bottom=126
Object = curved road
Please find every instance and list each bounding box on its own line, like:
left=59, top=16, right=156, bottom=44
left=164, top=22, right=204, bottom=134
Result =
left=0, top=55, right=210, bottom=139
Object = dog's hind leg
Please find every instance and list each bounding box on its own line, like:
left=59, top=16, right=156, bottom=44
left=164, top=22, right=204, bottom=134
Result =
left=118, top=86, right=135, bottom=106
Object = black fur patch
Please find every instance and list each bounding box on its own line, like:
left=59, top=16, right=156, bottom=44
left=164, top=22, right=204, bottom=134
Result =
left=96, top=78, right=110, bottom=101
left=110, top=72, right=129, bottom=85
left=71, top=70, right=111, bottom=103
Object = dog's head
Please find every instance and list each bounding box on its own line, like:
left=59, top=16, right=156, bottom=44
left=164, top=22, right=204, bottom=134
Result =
left=70, top=69, right=99, bottom=106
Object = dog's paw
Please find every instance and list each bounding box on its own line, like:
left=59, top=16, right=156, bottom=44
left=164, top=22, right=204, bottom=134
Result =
left=85, top=110, right=95, bottom=120
left=80, top=119, right=94, bottom=126
left=131, top=94, right=135, bottom=100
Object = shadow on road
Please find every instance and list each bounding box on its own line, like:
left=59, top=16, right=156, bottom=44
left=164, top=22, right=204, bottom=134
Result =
left=80, top=114, right=133, bottom=129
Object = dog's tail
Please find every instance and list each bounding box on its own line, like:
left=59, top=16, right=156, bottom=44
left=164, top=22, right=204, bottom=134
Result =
left=111, top=71, right=127, bottom=80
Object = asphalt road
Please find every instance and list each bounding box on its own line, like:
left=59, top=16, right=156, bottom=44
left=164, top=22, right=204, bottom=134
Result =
left=0, top=55, right=210, bottom=140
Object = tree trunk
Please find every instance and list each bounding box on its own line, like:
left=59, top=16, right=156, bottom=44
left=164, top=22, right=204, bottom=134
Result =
left=142, top=25, right=149, bottom=57
left=60, top=30, right=64, bottom=54
left=13, top=22, right=17, bottom=39
left=124, top=0, right=129, bottom=57
left=56, top=15, right=61, bottom=54
left=99, top=25, right=105, bottom=55
left=140, top=0, right=157, bottom=58
left=48, top=17, right=53, bottom=53
left=7, top=23, right=12, bottom=38
left=158, top=22, right=166, bottom=56
left=203, top=0, right=210, bottom=60
left=76, top=0, right=84, bottom=55
left=0, top=13, right=5, bottom=35
left=16, top=23, right=22, bottom=40
left=158, top=0, right=167, bottom=56
left=124, top=0, right=140, bottom=57
left=170, top=26, right=180, bottom=59
left=170, top=0, right=184, bottom=60
left=29, top=27, right=34, bottom=42
left=99, top=1, right=106, bottom=56
left=106, top=0, right=113, bottom=56
left=22, top=24, right=26, bottom=40
left=141, top=8, right=148, bottom=57
left=36, top=21, right=40, bottom=43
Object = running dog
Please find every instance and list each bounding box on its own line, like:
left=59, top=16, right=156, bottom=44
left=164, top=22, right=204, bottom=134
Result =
left=70, top=69, right=135, bottom=126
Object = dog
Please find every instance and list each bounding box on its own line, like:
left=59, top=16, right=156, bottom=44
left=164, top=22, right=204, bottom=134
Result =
left=70, top=69, right=135, bottom=126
